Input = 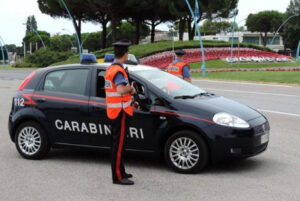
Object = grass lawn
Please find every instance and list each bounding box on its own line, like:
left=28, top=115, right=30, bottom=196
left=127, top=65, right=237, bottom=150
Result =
left=51, top=40, right=271, bottom=66
left=190, top=59, right=300, bottom=69
left=192, top=71, right=300, bottom=84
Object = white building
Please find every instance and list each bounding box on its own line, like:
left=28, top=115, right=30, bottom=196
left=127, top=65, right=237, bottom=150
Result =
left=201, top=31, right=284, bottom=52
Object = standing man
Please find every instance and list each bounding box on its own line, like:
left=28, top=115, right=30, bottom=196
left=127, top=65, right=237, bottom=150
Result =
left=166, top=49, right=191, bottom=82
left=105, top=39, right=136, bottom=185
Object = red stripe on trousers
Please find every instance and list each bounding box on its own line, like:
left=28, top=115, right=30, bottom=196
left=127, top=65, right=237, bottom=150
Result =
left=116, top=112, right=126, bottom=181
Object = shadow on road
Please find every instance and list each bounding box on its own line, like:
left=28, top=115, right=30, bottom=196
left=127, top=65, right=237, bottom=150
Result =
left=46, top=148, right=266, bottom=174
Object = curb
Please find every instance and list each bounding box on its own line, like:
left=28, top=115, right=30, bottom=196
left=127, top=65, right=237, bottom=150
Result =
left=191, top=67, right=300, bottom=73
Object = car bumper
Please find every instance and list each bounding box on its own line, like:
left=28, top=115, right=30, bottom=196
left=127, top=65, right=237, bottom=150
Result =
left=8, top=113, right=14, bottom=142
left=207, top=116, right=270, bottom=163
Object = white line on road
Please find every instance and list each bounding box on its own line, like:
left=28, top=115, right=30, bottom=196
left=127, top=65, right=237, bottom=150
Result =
left=258, top=109, right=300, bottom=118
left=193, top=79, right=295, bottom=88
left=203, top=88, right=300, bottom=98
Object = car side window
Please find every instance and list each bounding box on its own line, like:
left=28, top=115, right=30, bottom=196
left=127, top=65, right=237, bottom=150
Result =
left=96, top=70, right=106, bottom=98
left=44, top=69, right=89, bottom=96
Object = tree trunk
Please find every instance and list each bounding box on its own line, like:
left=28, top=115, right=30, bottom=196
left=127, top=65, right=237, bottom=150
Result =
left=101, top=21, right=107, bottom=49
left=135, top=19, right=140, bottom=45
left=111, top=14, right=117, bottom=43
left=187, top=17, right=195, bottom=40
left=73, top=18, right=82, bottom=53
left=262, top=32, right=267, bottom=47
left=151, top=20, right=155, bottom=43
left=179, top=18, right=185, bottom=41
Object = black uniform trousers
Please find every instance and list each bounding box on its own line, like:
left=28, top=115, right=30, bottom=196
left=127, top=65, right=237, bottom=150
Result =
left=110, top=110, right=130, bottom=182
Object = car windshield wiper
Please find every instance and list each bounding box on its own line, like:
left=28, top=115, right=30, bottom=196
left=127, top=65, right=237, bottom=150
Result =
left=174, top=92, right=213, bottom=99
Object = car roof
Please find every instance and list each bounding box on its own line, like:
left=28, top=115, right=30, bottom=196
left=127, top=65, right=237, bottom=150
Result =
left=40, top=63, right=158, bottom=73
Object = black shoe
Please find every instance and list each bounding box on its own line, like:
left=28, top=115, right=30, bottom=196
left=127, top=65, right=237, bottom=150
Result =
left=113, top=178, right=134, bottom=185
left=123, top=173, right=133, bottom=179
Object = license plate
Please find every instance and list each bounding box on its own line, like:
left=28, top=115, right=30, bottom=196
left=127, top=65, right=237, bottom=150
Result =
left=260, top=133, right=269, bottom=144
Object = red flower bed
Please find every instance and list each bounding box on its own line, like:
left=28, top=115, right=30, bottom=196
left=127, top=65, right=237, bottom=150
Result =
left=140, top=48, right=293, bottom=69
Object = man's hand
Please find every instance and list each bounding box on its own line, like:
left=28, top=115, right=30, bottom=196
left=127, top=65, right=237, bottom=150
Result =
left=130, top=82, right=137, bottom=95
left=133, top=101, right=140, bottom=110
left=116, top=82, right=135, bottom=95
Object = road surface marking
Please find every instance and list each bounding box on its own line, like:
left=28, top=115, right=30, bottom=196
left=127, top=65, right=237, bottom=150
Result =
left=193, top=79, right=295, bottom=88
left=258, top=109, right=300, bottom=118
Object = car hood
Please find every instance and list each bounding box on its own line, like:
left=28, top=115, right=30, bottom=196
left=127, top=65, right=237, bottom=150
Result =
left=180, top=95, right=262, bottom=122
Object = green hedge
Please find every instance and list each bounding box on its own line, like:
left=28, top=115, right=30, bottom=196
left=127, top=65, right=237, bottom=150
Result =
left=93, top=40, right=273, bottom=59
left=51, top=40, right=273, bottom=67
left=13, top=49, right=75, bottom=68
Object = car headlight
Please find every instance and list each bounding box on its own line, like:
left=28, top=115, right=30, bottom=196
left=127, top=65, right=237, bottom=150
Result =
left=213, top=112, right=250, bottom=128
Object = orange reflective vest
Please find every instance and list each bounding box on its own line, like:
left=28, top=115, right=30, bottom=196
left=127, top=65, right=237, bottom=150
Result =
left=167, top=61, right=191, bottom=82
left=105, top=64, right=133, bottom=120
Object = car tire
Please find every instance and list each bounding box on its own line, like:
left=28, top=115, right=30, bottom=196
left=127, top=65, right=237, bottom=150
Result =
left=164, top=130, right=209, bottom=173
left=14, top=121, right=50, bottom=159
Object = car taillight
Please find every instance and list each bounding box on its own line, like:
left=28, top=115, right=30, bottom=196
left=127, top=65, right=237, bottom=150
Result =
left=18, top=71, right=37, bottom=91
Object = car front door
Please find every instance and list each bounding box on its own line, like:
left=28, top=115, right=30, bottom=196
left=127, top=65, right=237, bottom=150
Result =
left=88, top=68, right=161, bottom=152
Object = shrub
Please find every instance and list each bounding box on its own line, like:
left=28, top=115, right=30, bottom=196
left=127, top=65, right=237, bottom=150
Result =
left=12, top=62, right=36, bottom=68
left=24, top=48, right=74, bottom=67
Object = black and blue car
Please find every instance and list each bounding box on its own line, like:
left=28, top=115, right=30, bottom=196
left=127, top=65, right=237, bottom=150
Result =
left=8, top=54, right=270, bottom=173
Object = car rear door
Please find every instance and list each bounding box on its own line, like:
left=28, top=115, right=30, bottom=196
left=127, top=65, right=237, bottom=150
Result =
left=34, top=67, right=92, bottom=146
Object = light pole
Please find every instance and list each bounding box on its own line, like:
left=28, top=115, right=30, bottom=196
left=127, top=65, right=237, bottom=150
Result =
left=59, top=0, right=82, bottom=58
left=184, top=0, right=206, bottom=77
left=296, top=40, right=300, bottom=61
left=0, top=36, right=11, bottom=65
left=0, top=40, right=5, bottom=66
left=229, top=0, right=239, bottom=66
left=270, top=14, right=299, bottom=46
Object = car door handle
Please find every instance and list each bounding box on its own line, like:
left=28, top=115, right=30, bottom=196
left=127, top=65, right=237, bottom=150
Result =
left=36, top=98, right=46, bottom=103
left=160, top=116, right=166, bottom=120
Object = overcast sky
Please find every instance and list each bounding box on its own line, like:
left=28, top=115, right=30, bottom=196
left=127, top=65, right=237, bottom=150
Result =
left=0, top=0, right=292, bottom=46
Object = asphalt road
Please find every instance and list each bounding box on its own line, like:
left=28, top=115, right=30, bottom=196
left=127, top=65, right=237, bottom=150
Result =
left=0, top=70, right=300, bottom=201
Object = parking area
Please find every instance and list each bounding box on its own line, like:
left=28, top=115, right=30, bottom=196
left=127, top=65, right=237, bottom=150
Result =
left=0, top=72, right=300, bottom=201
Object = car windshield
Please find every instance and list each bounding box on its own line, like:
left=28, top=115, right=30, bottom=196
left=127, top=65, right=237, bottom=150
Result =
left=134, top=69, right=206, bottom=98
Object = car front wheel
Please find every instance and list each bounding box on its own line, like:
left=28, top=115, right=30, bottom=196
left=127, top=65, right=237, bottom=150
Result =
left=164, top=130, right=209, bottom=173
left=15, top=121, right=50, bottom=159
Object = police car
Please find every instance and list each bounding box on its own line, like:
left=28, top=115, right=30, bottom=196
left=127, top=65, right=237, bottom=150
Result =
left=8, top=54, right=270, bottom=173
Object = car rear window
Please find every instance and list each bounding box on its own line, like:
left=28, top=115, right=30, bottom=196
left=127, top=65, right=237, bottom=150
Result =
left=43, top=69, right=89, bottom=96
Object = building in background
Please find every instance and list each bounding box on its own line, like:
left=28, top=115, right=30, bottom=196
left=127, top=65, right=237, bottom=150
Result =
left=202, top=31, right=284, bottom=52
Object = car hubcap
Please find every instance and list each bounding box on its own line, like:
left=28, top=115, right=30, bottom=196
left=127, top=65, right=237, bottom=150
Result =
left=18, top=127, right=41, bottom=156
left=169, top=137, right=200, bottom=170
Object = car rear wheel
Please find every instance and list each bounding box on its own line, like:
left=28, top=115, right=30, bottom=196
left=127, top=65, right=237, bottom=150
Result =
left=164, top=130, right=208, bottom=173
left=15, top=121, right=50, bottom=159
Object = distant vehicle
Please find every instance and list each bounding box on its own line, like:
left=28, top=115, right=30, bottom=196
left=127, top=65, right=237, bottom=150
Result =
left=8, top=54, right=270, bottom=173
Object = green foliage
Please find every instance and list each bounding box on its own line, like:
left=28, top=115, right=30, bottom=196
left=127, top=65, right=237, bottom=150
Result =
left=201, top=20, right=238, bottom=35
left=49, top=34, right=76, bottom=52
left=190, top=59, right=300, bottom=69
left=26, top=15, right=38, bottom=35
left=92, top=40, right=273, bottom=59
left=81, top=32, right=102, bottom=52
left=24, top=48, right=74, bottom=67
left=191, top=71, right=300, bottom=84
left=283, top=0, right=300, bottom=52
left=0, top=48, right=8, bottom=60
left=12, top=62, right=36, bottom=68
left=117, top=22, right=150, bottom=43
left=246, top=11, right=285, bottom=46
left=23, top=30, right=50, bottom=49
left=6, top=44, right=17, bottom=52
